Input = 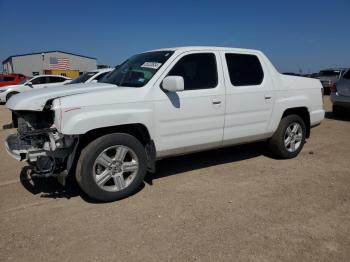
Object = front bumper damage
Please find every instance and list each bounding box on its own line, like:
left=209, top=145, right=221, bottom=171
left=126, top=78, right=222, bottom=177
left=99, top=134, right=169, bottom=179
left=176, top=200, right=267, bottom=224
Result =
left=5, top=128, right=58, bottom=162
left=5, top=134, right=33, bottom=161
left=5, top=123, right=78, bottom=178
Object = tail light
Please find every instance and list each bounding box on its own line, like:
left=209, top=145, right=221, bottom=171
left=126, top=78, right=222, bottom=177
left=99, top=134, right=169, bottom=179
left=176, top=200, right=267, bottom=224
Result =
left=330, top=82, right=337, bottom=93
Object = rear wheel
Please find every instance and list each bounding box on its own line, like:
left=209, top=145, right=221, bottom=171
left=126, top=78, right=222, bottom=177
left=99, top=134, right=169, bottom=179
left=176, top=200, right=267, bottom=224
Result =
left=76, top=133, right=147, bottom=202
left=268, top=114, right=306, bottom=159
left=6, top=92, right=19, bottom=102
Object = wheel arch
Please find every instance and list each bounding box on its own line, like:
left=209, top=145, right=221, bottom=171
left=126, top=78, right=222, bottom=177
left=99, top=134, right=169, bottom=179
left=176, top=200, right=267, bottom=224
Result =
left=80, top=123, right=152, bottom=147
left=75, top=123, right=156, bottom=173
left=281, top=107, right=311, bottom=138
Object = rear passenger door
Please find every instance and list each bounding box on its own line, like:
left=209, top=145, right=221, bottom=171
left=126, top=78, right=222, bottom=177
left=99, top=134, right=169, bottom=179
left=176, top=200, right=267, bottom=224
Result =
left=154, top=51, right=225, bottom=157
left=221, top=52, right=274, bottom=145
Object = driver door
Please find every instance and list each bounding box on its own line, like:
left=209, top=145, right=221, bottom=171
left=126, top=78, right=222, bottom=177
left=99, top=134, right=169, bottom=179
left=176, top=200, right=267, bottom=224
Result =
left=154, top=51, right=225, bottom=157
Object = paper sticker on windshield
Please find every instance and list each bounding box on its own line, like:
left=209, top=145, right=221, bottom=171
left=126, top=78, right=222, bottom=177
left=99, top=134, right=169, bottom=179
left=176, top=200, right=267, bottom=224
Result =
left=141, top=62, right=162, bottom=69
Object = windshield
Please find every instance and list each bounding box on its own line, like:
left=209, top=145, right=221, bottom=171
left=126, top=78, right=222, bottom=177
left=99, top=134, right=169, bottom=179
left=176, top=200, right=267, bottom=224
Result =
left=101, top=51, right=174, bottom=87
left=19, top=77, right=33, bottom=85
left=69, top=72, right=98, bottom=84
left=318, top=70, right=341, bottom=77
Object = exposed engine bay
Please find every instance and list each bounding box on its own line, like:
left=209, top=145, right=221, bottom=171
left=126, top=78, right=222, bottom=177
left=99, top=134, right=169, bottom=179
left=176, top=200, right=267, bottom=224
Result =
left=5, top=109, right=78, bottom=177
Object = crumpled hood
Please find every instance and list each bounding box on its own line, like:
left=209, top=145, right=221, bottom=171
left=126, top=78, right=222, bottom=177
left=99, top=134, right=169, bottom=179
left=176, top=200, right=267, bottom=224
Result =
left=6, top=82, right=116, bottom=111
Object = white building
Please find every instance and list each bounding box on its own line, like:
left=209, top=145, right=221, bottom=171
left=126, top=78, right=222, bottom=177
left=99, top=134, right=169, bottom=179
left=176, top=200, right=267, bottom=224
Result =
left=2, top=50, right=97, bottom=76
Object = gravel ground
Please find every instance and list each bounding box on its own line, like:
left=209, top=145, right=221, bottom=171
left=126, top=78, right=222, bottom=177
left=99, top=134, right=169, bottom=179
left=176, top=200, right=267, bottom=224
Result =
left=0, top=97, right=349, bottom=262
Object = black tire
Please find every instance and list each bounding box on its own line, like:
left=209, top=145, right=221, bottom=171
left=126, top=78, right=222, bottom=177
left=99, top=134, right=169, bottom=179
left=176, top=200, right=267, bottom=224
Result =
left=323, top=88, right=330, bottom=95
left=332, top=105, right=343, bottom=117
left=6, top=92, right=19, bottom=102
left=268, top=114, right=306, bottom=159
left=76, top=133, right=147, bottom=202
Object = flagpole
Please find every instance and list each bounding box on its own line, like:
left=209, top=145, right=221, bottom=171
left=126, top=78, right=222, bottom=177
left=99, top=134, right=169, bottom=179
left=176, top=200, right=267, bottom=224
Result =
left=41, top=53, right=45, bottom=75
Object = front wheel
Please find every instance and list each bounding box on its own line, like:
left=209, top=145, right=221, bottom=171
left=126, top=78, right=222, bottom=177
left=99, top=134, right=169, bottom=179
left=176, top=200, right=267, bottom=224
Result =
left=76, top=133, right=147, bottom=202
left=268, top=114, right=306, bottom=159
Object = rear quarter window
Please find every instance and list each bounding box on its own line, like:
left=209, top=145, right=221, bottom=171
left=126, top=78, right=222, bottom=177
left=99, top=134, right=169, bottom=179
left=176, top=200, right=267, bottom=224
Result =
left=225, top=54, right=264, bottom=86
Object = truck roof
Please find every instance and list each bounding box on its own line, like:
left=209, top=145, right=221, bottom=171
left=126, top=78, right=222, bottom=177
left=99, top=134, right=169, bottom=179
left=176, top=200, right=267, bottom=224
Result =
left=148, top=46, right=262, bottom=54
left=30, top=74, right=72, bottom=79
left=319, top=68, right=349, bottom=71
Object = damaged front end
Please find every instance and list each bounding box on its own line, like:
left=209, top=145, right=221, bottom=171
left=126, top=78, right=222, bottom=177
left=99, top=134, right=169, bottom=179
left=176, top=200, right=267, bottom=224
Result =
left=5, top=108, right=78, bottom=178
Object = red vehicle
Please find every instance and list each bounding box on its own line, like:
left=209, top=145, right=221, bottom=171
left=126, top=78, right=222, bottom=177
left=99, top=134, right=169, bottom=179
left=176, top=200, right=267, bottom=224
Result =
left=0, top=74, right=28, bottom=87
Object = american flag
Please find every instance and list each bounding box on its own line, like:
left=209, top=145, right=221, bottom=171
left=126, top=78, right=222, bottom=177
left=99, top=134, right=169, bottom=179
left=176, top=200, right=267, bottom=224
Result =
left=49, top=57, right=70, bottom=70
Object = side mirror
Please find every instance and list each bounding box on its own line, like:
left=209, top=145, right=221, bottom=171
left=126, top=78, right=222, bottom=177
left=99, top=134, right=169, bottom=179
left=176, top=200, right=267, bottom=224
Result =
left=162, top=76, right=184, bottom=92
left=26, top=81, right=33, bottom=88
left=91, top=79, right=98, bottom=83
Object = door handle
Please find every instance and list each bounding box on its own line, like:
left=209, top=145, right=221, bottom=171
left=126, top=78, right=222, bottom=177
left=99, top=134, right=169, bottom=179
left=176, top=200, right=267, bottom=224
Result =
left=212, top=99, right=222, bottom=105
left=264, top=95, right=272, bottom=100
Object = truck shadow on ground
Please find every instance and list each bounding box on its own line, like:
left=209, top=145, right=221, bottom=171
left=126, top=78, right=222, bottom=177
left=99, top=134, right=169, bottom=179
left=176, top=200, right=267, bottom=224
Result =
left=19, top=142, right=267, bottom=203
left=19, top=167, right=82, bottom=200
left=145, top=142, right=265, bottom=184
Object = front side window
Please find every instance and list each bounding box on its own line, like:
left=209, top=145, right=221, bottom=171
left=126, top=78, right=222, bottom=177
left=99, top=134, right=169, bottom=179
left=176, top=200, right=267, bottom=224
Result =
left=31, top=77, right=46, bottom=85
left=101, top=51, right=174, bottom=87
left=167, top=53, right=218, bottom=90
left=225, top=54, right=264, bottom=86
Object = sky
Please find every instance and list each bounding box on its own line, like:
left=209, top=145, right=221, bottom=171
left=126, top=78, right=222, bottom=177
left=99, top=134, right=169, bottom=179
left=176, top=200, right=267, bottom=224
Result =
left=0, top=0, right=349, bottom=73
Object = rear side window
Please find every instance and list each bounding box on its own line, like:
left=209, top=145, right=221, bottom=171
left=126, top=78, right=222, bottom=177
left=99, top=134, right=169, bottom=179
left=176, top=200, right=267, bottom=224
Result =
left=4, top=77, right=15, bottom=81
left=168, top=53, right=218, bottom=90
left=225, top=54, right=264, bottom=86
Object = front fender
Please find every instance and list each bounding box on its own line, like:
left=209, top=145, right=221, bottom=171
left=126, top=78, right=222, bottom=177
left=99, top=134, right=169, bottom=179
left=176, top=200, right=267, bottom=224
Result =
left=56, top=104, right=154, bottom=137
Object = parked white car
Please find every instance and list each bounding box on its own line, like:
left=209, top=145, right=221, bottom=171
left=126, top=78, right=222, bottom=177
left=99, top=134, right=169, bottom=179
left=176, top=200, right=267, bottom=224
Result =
left=67, top=68, right=113, bottom=85
left=5, top=46, right=324, bottom=202
left=0, top=75, right=71, bottom=103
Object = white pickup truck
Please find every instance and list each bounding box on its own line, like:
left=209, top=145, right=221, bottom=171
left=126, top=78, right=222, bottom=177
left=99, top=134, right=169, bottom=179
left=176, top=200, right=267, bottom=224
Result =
left=5, top=47, right=324, bottom=202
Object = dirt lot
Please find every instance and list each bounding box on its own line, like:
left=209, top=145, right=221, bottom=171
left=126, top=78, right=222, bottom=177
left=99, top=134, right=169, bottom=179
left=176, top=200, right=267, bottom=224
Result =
left=0, top=97, right=349, bottom=262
